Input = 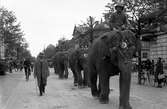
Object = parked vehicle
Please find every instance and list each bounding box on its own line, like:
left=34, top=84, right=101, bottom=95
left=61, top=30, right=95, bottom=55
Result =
left=0, top=59, right=8, bottom=75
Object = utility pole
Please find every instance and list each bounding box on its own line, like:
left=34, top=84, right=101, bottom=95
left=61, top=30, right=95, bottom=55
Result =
left=89, top=16, right=94, bottom=44
left=137, top=19, right=142, bottom=85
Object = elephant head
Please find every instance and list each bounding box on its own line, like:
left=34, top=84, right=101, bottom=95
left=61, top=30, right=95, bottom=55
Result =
left=101, top=30, right=140, bottom=64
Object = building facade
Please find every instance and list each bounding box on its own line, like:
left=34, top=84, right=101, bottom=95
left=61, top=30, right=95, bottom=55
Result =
left=150, top=34, right=167, bottom=61
left=141, top=33, right=167, bottom=71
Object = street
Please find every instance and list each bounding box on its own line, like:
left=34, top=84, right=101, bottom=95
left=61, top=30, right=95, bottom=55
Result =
left=0, top=69, right=167, bottom=109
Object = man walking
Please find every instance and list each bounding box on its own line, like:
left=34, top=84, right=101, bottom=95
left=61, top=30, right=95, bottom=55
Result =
left=24, top=58, right=32, bottom=81
left=34, top=53, right=50, bottom=96
left=155, top=57, right=164, bottom=88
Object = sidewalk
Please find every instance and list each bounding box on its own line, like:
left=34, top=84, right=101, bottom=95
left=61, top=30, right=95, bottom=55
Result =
left=2, top=69, right=167, bottom=109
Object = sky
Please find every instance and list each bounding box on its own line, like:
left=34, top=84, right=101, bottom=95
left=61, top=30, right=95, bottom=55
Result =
left=1, top=0, right=111, bottom=57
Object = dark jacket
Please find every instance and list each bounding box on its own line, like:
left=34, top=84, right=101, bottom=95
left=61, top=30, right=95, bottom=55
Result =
left=24, top=59, right=31, bottom=68
left=109, top=12, right=128, bottom=29
left=156, top=60, right=163, bottom=75
left=34, top=58, right=50, bottom=86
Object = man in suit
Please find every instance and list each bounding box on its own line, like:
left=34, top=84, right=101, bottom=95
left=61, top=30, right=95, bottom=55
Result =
left=34, top=53, right=50, bottom=96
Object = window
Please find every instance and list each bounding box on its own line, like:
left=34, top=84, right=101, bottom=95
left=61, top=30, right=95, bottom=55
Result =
left=142, top=52, right=148, bottom=58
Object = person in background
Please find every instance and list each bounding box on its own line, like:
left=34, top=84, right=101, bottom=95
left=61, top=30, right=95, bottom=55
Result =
left=34, top=53, right=50, bottom=96
left=24, top=58, right=32, bottom=81
left=155, top=57, right=164, bottom=88
left=150, top=60, right=155, bottom=75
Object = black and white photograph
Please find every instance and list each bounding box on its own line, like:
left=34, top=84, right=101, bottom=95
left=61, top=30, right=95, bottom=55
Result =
left=0, top=0, right=167, bottom=109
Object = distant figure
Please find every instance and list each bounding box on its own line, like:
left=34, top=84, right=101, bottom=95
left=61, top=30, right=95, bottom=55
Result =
left=34, top=53, right=50, bottom=96
left=8, top=58, right=13, bottom=73
left=155, top=57, right=164, bottom=88
left=24, top=58, right=32, bottom=81
left=19, top=60, right=24, bottom=71
left=150, top=60, right=155, bottom=75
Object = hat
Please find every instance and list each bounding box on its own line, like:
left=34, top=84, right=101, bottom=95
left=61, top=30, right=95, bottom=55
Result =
left=115, top=3, right=124, bottom=10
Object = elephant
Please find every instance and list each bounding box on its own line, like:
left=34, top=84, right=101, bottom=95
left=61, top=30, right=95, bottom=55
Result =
left=88, top=30, right=140, bottom=109
left=52, top=56, right=58, bottom=75
left=53, top=51, right=69, bottom=79
left=69, top=48, right=90, bottom=88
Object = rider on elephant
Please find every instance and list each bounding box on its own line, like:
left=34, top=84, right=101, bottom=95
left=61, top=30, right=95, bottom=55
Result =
left=109, top=2, right=131, bottom=31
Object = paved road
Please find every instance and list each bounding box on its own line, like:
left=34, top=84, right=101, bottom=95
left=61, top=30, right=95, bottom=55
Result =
left=0, top=69, right=167, bottom=109
left=0, top=71, right=24, bottom=109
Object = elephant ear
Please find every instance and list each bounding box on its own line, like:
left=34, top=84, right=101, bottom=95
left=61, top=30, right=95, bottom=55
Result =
left=125, top=30, right=141, bottom=57
left=101, top=31, right=122, bottom=48
left=100, top=32, right=118, bottom=62
left=101, top=34, right=108, bottom=43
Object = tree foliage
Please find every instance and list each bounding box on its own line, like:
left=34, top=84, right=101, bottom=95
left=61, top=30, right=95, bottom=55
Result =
left=0, top=7, right=31, bottom=59
left=44, top=44, right=56, bottom=59
left=82, top=16, right=98, bottom=43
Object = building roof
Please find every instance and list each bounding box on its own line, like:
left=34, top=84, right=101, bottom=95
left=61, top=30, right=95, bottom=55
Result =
left=72, top=25, right=89, bottom=37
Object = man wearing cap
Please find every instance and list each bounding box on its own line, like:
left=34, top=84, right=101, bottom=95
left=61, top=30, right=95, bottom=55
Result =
left=109, top=3, right=130, bottom=31
left=34, top=53, right=50, bottom=96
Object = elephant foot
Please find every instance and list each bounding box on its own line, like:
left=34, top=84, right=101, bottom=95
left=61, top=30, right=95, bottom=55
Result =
left=99, top=97, right=109, bottom=104
left=92, top=92, right=100, bottom=99
left=92, top=95, right=99, bottom=100
left=119, top=104, right=132, bottom=109
left=78, top=85, right=84, bottom=89
left=74, top=83, right=78, bottom=86
left=59, top=76, right=64, bottom=79
left=87, top=83, right=91, bottom=87
left=64, top=75, right=68, bottom=79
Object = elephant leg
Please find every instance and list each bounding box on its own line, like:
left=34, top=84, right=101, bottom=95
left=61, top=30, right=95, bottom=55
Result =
left=83, top=66, right=89, bottom=87
left=99, top=72, right=110, bottom=104
left=119, top=62, right=132, bottom=109
left=71, top=67, right=78, bottom=86
left=83, top=70, right=88, bottom=86
left=90, top=71, right=99, bottom=98
left=76, top=69, right=83, bottom=88
left=54, top=66, right=58, bottom=74
left=64, top=65, right=68, bottom=79
left=58, top=65, right=64, bottom=79
left=60, top=70, right=64, bottom=79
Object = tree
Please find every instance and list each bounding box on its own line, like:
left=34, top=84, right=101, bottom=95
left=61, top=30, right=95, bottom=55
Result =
left=44, top=44, right=56, bottom=59
left=82, top=16, right=98, bottom=44
left=0, top=7, right=29, bottom=59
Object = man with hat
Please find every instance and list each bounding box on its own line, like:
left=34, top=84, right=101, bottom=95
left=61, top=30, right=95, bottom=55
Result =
left=34, top=52, right=50, bottom=96
left=109, top=2, right=130, bottom=31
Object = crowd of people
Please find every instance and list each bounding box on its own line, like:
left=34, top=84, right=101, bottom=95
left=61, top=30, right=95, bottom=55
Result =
left=140, top=57, right=166, bottom=88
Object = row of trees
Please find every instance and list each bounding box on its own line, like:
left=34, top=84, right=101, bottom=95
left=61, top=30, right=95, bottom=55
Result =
left=0, top=7, right=32, bottom=60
